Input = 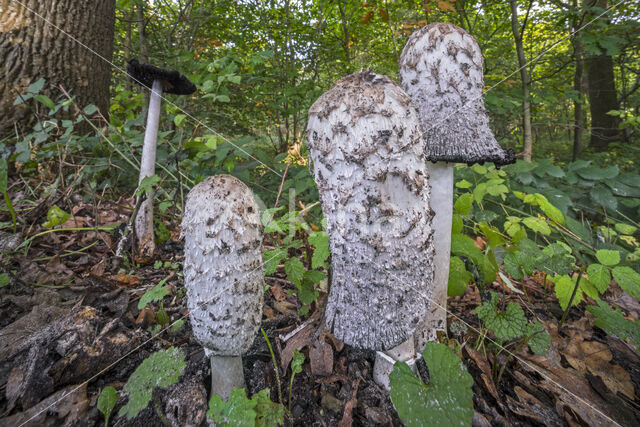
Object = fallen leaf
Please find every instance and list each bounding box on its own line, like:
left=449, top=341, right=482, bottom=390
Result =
left=111, top=273, right=141, bottom=287
left=338, top=378, right=360, bottom=427
left=310, top=339, right=333, bottom=377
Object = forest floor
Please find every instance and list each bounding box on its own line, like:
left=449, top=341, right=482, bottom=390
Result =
left=1, top=194, right=639, bottom=426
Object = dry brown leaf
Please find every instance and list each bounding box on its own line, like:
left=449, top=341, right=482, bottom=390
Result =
left=465, top=346, right=498, bottom=400
left=310, top=339, right=333, bottom=377
left=338, top=378, right=360, bottom=427
left=111, top=273, right=141, bottom=287
left=436, top=0, right=456, bottom=12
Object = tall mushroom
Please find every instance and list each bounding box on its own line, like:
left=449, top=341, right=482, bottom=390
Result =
left=127, top=58, right=196, bottom=258
left=306, top=72, right=434, bottom=381
left=182, top=175, right=264, bottom=401
left=399, top=23, right=515, bottom=350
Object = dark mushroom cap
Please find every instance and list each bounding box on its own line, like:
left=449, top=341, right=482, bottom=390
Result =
left=399, top=23, right=515, bottom=166
left=127, top=58, right=196, bottom=95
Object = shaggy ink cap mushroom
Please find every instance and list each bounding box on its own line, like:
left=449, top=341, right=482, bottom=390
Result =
left=127, top=58, right=196, bottom=95
left=399, top=23, right=515, bottom=166
left=306, top=71, right=434, bottom=351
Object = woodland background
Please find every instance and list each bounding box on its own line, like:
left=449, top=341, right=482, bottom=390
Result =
left=0, top=0, right=639, bottom=426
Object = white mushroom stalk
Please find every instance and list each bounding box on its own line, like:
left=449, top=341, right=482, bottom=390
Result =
left=182, top=175, right=264, bottom=401
left=306, top=72, right=434, bottom=386
left=127, top=59, right=196, bottom=259
left=399, top=23, right=515, bottom=350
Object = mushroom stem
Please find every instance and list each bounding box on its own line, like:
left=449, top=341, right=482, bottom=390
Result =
left=373, top=337, right=417, bottom=390
left=209, top=355, right=246, bottom=401
left=415, top=161, right=453, bottom=351
left=135, top=79, right=162, bottom=258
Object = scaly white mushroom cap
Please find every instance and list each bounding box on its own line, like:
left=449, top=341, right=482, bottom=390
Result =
left=182, top=175, right=264, bottom=357
left=307, top=71, right=434, bottom=350
left=400, top=23, right=515, bottom=166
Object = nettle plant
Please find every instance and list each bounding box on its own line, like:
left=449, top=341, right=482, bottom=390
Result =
left=449, top=159, right=640, bottom=350
left=261, top=201, right=330, bottom=316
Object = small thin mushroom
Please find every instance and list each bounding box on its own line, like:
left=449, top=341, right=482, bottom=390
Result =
left=399, top=23, right=515, bottom=351
left=306, top=71, right=434, bottom=356
left=182, top=175, right=264, bottom=401
left=127, top=58, right=196, bottom=258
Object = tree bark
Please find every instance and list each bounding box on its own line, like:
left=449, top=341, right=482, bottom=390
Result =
left=0, top=0, right=115, bottom=136
left=583, top=0, right=620, bottom=151
left=571, top=0, right=586, bottom=160
left=509, top=0, right=533, bottom=161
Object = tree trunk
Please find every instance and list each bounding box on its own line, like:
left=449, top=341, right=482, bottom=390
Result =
left=572, top=1, right=586, bottom=160
left=583, top=0, right=620, bottom=151
left=0, top=0, right=115, bottom=136
left=509, top=0, right=533, bottom=161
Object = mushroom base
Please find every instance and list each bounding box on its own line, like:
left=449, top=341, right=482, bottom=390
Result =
left=210, top=355, right=246, bottom=401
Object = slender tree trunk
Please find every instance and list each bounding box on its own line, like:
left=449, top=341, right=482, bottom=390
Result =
left=509, top=0, right=533, bottom=161
left=0, top=0, right=116, bottom=136
left=571, top=4, right=586, bottom=160
left=583, top=0, right=620, bottom=151
left=136, top=2, right=148, bottom=62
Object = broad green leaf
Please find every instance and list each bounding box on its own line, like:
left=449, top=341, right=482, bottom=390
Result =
left=454, top=193, right=473, bottom=215
left=35, top=94, right=55, bottom=110
left=614, top=223, right=637, bottom=235
left=284, top=257, right=304, bottom=286
left=526, top=321, right=551, bottom=355
left=612, top=267, right=640, bottom=299
left=586, top=301, right=640, bottom=352
left=308, top=231, right=330, bottom=268
left=97, top=386, right=118, bottom=426
left=83, top=104, right=98, bottom=115
left=451, top=234, right=496, bottom=283
left=522, top=216, right=551, bottom=235
left=451, top=214, right=463, bottom=234
left=119, top=348, right=185, bottom=419
left=253, top=389, right=285, bottom=427
left=173, top=114, right=187, bottom=126
left=389, top=342, right=473, bottom=427
left=540, top=243, right=575, bottom=276
left=590, top=186, right=617, bottom=210
left=138, top=277, right=169, bottom=309
left=42, top=205, right=70, bottom=228
left=471, top=164, right=487, bottom=175
left=291, top=349, right=305, bottom=375
left=476, top=292, right=527, bottom=341
left=28, top=77, right=46, bottom=93
left=448, top=256, right=473, bottom=297
left=207, top=388, right=257, bottom=426
left=576, top=165, right=618, bottom=180
left=478, top=222, right=505, bottom=248
left=0, top=273, right=10, bottom=288
left=264, top=249, right=287, bottom=276
left=595, top=249, right=620, bottom=266
left=551, top=275, right=582, bottom=311
left=586, top=264, right=610, bottom=294
left=455, top=179, right=472, bottom=189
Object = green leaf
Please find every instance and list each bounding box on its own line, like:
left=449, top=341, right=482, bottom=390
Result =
left=83, top=104, right=98, bottom=115
left=614, top=223, right=637, bottom=235
left=586, top=264, right=610, bottom=294
left=595, top=249, right=620, bottom=266
left=551, top=275, right=582, bottom=311
left=539, top=243, right=575, bottom=276
left=119, top=348, right=185, bottom=419
left=138, top=277, right=169, bottom=309
left=612, top=266, right=640, bottom=299
left=284, top=257, right=304, bottom=286
left=454, top=193, right=473, bottom=215
left=42, top=205, right=70, bottom=228
left=389, top=342, right=473, bottom=427
left=522, top=216, right=551, bottom=235
left=35, top=94, right=55, bottom=110
left=478, top=222, right=505, bottom=248
left=0, top=158, right=7, bottom=194
left=253, top=389, right=285, bottom=427
left=476, top=292, right=527, bottom=341
left=207, top=388, right=257, bottom=426
left=137, top=174, right=160, bottom=197
left=263, top=249, right=286, bottom=276
left=291, top=349, right=305, bottom=375
left=576, top=165, right=618, bottom=180
left=451, top=214, right=463, bottom=234
left=586, top=301, right=640, bottom=352
left=590, top=186, right=617, bottom=211
left=471, top=164, right=487, bottom=175
left=526, top=321, right=551, bottom=355
left=97, top=386, right=118, bottom=426
left=0, top=273, right=9, bottom=288
left=308, top=231, right=330, bottom=268
left=455, top=179, right=472, bottom=189
left=451, top=234, right=496, bottom=283
left=173, top=114, right=187, bottom=126
left=28, top=78, right=46, bottom=93
left=448, top=256, right=473, bottom=297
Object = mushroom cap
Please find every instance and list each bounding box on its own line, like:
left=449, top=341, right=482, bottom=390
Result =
left=182, top=175, right=264, bottom=356
left=307, top=71, right=434, bottom=350
left=127, top=58, right=196, bottom=95
left=399, top=23, right=515, bottom=166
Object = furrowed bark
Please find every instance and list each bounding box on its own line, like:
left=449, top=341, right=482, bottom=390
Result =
left=306, top=71, right=434, bottom=351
